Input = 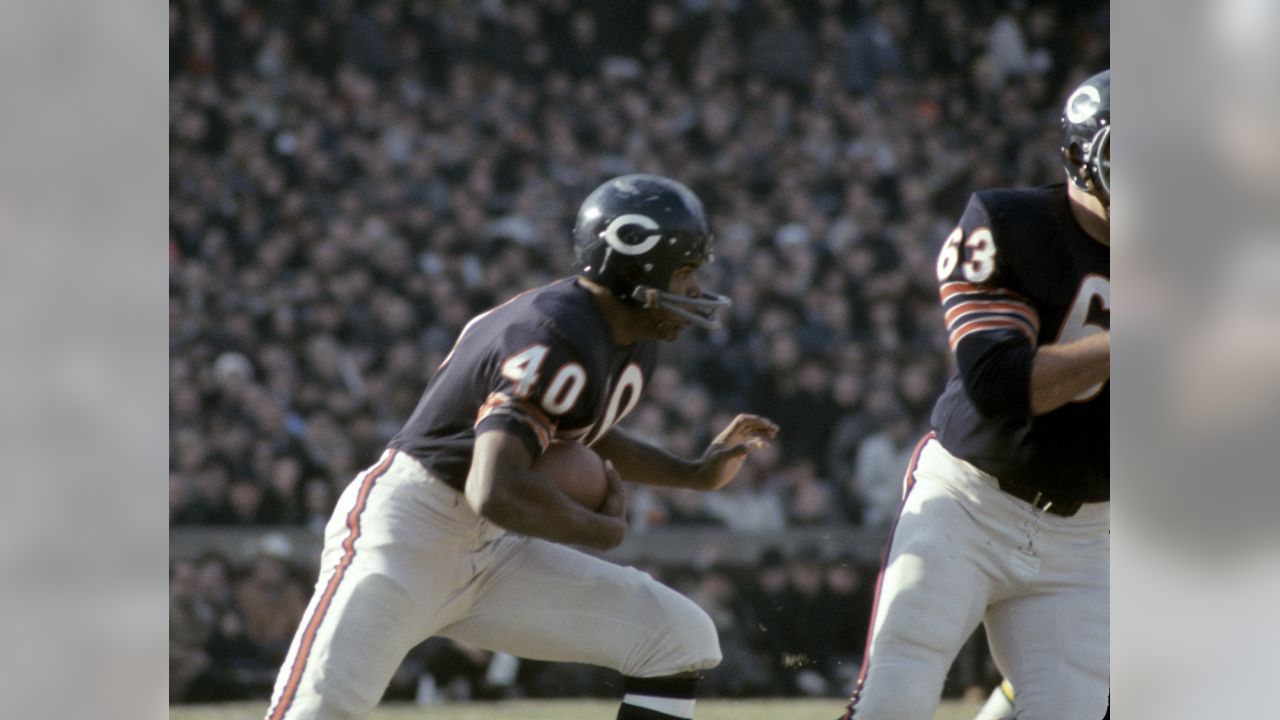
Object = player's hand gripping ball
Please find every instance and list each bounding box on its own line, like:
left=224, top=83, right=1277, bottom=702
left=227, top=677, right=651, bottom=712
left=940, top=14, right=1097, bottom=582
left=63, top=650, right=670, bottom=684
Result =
left=534, top=441, right=608, bottom=511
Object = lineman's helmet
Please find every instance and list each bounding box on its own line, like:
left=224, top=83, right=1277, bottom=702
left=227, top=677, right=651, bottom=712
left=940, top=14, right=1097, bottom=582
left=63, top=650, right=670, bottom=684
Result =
left=1062, top=69, right=1111, bottom=206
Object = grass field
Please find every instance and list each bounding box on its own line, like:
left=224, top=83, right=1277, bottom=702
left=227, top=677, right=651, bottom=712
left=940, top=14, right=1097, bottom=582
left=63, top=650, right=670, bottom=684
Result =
left=171, top=699, right=983, bottom=719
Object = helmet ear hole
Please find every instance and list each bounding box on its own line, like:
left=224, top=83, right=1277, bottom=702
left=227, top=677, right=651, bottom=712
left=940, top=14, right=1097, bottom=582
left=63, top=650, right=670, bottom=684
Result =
left=617, top=264, right=646, bottom=293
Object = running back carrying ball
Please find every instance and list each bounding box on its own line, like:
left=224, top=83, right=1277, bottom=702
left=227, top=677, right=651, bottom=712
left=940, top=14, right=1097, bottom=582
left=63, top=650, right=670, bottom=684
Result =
left=266, top=176, right=778, bottom=720
left=534, top=441, right=608, bottom=511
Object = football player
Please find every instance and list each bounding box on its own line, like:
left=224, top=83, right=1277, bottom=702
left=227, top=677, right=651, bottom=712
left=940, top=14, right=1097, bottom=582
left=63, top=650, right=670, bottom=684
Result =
left=264, top=175, right=778, bottom=720
left=840, top=70, right=1111, bottom=720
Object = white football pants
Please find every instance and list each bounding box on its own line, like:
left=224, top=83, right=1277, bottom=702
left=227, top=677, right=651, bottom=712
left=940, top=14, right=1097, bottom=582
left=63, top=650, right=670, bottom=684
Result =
left=849, top=437, right=1109, bottom=720
left=265, top=450, right=721, bottom=720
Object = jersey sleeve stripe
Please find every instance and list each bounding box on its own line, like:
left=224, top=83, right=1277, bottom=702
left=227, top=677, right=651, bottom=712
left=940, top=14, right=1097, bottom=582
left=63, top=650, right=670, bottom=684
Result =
left=476, top=392, right=556, bottom=450
left=939, top=281, right=1032, bottom=304
left=943, top=300, right=1040, bottom=333
left=947, top=311, right=1038, bottom=343
left=948, top=318, right=1037, bottom=350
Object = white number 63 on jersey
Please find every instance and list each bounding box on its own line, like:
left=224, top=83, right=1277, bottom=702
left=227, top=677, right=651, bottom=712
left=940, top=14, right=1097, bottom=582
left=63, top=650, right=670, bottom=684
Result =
left=937, top=226, right=997, bottom=283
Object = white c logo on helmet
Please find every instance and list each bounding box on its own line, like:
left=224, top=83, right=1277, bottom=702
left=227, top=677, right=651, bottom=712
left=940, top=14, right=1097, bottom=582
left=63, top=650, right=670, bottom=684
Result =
left=1066, top=85, right=1101, bottom=124
left=603, top=214, right=662, bottom=256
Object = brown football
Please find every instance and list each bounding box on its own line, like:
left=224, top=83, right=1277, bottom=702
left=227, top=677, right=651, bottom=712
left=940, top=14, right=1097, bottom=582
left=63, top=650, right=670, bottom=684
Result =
left=533, top=441, right=608, bottom=511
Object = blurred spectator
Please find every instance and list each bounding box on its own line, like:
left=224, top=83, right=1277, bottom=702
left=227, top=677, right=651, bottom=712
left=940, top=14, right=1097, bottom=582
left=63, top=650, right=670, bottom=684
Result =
left=170, top=559, right=213, bottom=702
left=784, top=553, right=834, bottom=695
left=749, top=4, right=816, bottom=89
left=227, top=478, right=266, bottom=525
left=659, top=487, right=725, bottom=528
left=783, top=460, right=837, bottom=526
left=234, top=536, right=310, bottom=663
left=762, top=358, right=837, bottom=466
left=852, top=402, right=917, bottom=528
left=302, top=476, right=337, bottom=535
left=198, top=608, right=277, bottom=700
left=259, top=456, right=305, bottom=524
left=898, top=357, right=943, bottom=421
left=689, top=565, right=774, bottom=697
left=703, top=460, right=787, bottom=531
left=740, top=548, right=794, bottom=695
left=172, top=551, right=258, bottom=702
left=184, top=462, right=234, bottom=525
left=839, top=4, right=907, bottom=94
left=170, top=471, right=202, bottom=525
left=194, top=551, right=235, bottom=617
left=824, top=557, right=874, bottom=685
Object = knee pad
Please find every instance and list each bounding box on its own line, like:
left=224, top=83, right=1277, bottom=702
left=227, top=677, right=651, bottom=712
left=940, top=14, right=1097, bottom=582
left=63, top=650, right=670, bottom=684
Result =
left=621, top=582, right=721, bottom=677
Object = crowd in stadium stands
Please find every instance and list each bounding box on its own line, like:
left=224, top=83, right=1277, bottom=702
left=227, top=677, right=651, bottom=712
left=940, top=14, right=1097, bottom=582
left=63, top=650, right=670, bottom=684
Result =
left=169, top=0, right=1107, bottom=702
left=171, top=537, right=1003, bottom=702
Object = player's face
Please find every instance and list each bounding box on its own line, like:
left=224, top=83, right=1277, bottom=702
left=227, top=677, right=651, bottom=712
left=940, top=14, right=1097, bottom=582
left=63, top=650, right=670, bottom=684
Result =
left=1068, top=181, right=1111, bottom=245
left=668, top=264, right=703, bottom=297
left=1099, top=131, right=1110, bottom=209
left=652, top=263, right=706, bottom=340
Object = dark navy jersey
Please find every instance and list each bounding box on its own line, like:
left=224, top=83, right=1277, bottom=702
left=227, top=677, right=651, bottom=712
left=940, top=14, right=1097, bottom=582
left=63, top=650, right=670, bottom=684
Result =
left=930, top=183, right=1110, bottom=502
left=389, top=278, right=657, bottom=492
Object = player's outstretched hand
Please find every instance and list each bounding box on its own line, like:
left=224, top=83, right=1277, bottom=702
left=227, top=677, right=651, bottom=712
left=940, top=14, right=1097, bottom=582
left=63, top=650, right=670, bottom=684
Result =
left=694, top=414, right=780, bottom=491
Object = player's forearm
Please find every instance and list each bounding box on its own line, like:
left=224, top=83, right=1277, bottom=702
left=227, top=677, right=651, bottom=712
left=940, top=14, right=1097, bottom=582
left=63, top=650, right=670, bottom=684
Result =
left=1029, top=331, right=1110, bottom=415
left=466, top=431, right=624, bottom=549
left=478, top=473, right=624, bottom=550
left=592, top=428, right=700, bottom=489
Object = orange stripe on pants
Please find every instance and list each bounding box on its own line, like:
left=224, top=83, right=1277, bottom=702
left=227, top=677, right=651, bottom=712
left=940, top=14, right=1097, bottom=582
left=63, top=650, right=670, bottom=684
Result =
left=267, top=450, right=396, bottom=720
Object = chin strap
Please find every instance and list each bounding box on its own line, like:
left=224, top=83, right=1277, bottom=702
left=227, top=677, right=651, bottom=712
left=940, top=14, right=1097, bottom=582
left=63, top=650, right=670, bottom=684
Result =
left=631, top=287, right=731, bottom=330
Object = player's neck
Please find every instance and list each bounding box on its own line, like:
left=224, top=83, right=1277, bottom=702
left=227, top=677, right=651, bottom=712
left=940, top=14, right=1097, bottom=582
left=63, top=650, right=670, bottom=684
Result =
left=1068, top=183, right=1110, bottom=246
left=577, top=276, right=648, bottom=346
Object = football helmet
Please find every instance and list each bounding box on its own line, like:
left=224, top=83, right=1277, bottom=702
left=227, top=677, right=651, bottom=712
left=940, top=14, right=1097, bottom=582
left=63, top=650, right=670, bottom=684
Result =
left=572, top=174, right=730, bottom=329
left=1061, top=69, right=1110, bottom=206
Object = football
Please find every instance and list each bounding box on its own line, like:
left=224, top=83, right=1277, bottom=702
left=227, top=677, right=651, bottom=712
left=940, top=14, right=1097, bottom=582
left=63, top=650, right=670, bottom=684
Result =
left=533, top=441, right=608, bottom=512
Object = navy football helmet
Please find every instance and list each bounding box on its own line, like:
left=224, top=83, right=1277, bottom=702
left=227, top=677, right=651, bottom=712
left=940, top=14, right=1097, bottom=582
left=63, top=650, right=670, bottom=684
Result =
left=572, top=175, right=730, bottom=329
left=1062, top=70, right=1110, bottom=206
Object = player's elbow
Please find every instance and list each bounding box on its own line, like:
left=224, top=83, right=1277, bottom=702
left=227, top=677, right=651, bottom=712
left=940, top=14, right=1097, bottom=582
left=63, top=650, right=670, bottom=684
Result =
left=958, top=343, right=1034, bottom=421
left=469, top=489, right=522, bottom=528
left=1027, top=390, right=1058, bottom=417
left=464, top=485, right=490, bottom=518
left=465, top=488, right=490, bottom=518
left=962, top=377, right=1031, bottom=421
left=464, top=474, right=509, bottom=520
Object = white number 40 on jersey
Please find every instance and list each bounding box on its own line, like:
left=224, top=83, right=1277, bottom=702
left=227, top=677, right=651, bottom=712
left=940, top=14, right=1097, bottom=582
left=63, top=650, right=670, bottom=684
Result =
left=501, top=345, right=586, bottom=415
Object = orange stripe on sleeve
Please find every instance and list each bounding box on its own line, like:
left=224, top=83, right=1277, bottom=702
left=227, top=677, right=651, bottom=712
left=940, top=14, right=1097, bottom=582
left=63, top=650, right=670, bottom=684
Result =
left=475, top=392, right=556, bottom=450
left=943, top=300, right=1040, bottom=332
left=939, top=282, right=1030, bottom=304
